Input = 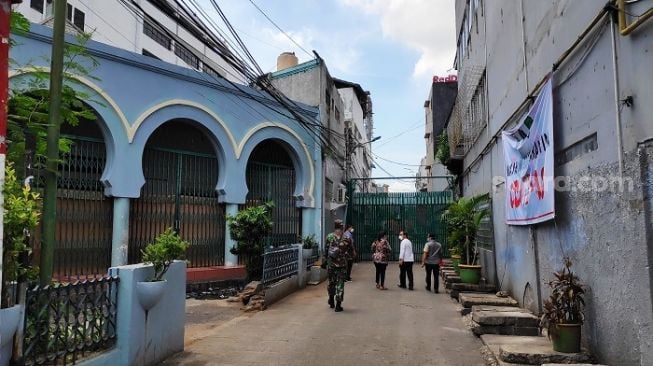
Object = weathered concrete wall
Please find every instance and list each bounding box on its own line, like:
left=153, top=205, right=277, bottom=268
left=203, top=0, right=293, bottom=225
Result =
left=455, top=1, right=653, bottom=364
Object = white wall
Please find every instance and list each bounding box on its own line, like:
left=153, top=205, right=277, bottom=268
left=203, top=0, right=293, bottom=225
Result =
left=15, top=0, right=245, bottom=83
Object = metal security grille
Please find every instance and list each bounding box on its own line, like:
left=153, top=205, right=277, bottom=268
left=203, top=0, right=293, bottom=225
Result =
left=242, top=162, right=302, bottom=248
left=21, top=277, right=119, bottom=366
left=349, top=191, right=454, bottom=262
left=31, top=136, right=114, bottom=280
left=477, top=200, right=494, bottom=250
left=261, top=246, right=299, bottom=286
left=129, top=147, right=226, bottom=267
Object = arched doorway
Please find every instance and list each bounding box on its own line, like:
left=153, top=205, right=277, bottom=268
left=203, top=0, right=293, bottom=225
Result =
left=129, top=120, right=226, bottom=267
left=243, top=140, right=302, bottom=250
left=11, top=94, right=114, bottom=280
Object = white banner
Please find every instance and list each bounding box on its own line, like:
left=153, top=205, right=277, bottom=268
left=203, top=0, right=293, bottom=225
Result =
left=502, top=79, right=554, bottom=225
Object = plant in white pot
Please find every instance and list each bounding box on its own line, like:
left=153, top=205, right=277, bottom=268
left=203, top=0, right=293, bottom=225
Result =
left=301, top=234, right=317, bottom=264
left=137, top=228, right=188, bottom=311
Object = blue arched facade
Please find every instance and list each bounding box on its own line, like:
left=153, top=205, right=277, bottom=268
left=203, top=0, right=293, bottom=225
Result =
left=9, top=24, right=322, bottom=273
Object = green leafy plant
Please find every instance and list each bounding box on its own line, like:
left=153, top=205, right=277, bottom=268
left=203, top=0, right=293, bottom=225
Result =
left=442, top=194, right=489, bottom=265
left=228, top=202, right=274, bottom=280
left=540, top=258, right=585, bottom=338
left=141, top=228, right=189, bottom=282
left=301, top=234, right=317, bottom=249
left=435, top=131, right=450, bottom=166
left=2, top=164, right=41, bottom=307
left=8, top=11, right=101, bottom=178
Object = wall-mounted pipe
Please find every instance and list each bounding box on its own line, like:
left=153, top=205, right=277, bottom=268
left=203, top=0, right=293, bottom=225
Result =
left=617, top=0, right=653, bottom=35
left=610, top=16, right=626, bottom=175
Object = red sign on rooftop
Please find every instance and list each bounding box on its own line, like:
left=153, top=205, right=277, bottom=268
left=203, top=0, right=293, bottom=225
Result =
left=432, top=75, right=457, bottom=83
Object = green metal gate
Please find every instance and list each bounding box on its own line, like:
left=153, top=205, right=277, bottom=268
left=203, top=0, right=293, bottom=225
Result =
left=242, top=162, right=302, bottom=247
left=349, top=191, right=453, bottom=261
left=129, top=147, right=226, bottom=267
left=31, top=136, right=114, bottom=280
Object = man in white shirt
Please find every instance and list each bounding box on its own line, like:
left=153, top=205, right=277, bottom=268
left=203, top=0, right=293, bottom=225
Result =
left=397, top=230, right=414, bottom=290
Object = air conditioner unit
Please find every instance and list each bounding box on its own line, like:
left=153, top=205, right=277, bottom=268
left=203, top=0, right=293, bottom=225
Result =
left=337, top=185, right=347, bottom=203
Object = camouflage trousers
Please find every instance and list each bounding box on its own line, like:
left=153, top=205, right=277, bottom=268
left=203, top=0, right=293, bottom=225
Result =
left=327, top=266, right=347, bottom=303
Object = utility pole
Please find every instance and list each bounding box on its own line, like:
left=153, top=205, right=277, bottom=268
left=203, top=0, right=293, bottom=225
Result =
left=40, top=0, right=67, bottom=285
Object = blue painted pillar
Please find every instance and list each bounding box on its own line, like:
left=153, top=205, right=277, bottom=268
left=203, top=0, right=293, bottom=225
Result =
left=111, top=197, right=130, bottom=266
left=225, top=204, right=239, bottom=266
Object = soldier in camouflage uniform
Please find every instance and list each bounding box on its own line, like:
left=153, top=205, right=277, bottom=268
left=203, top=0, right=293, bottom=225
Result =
left=326, top=220, right=349, bottom=312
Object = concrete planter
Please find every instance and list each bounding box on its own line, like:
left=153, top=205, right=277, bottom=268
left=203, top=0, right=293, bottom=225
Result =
left=459, top=264, right=481, bottom=284
left=0, top=305, right=22, bottom=366
left=136, top=280, right=167, bottom=311
left=302, top=248, right=314, bottom=261
left=552, top=323, right=582, bottom=353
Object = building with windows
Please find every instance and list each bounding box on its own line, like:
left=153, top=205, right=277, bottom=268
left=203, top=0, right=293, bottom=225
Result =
left=420, top=75, right=457, bottom=192
left=16, top=0, right=246, bottom=82
left=269, top=53, right=374, bottom=235
left=450, top=1, right=653, bottom=364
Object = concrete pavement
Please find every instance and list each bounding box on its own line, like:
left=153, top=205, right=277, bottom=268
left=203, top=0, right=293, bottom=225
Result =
left=166, top=262, right=486, bottom=366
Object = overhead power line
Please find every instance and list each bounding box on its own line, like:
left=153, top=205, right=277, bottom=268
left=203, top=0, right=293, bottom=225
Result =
left=246, top=0, right=313, bottom=58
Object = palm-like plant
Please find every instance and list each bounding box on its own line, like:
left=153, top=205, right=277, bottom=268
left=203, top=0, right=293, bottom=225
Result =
left=442, top=194, right=489, bottom=265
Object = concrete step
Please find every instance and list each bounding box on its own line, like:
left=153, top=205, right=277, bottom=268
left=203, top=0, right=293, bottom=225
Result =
left=441, top=269, right=457, bottom=279
left=471, top=305, right=539, bottom=336
left=481, top=335, right=594, bottom=366
left=452, top=283, right=496, bottom=293
left=542, top=364, right=607, bottom=366
left=459, top=293, right=518, bottom=308
left=444, top=276, right=461, bottom=289
left=440, top=265, right=454, bottom=272
left=472, top=305, right=539, bottom=326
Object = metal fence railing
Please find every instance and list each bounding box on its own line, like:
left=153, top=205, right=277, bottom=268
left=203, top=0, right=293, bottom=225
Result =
left=21, top=277, right=119, bottom=366
left=261, top=246, right=299, bottom=287
left=306, top=247, right=319, bottom=269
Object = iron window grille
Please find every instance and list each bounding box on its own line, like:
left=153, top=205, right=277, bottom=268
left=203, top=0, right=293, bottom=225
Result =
left=143, top=20, right=172, bottom=50
left=174, top=43, right=200, bottom=69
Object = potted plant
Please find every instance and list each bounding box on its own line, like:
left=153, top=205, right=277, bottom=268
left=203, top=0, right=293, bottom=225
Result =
left=301, top=234, right=317, bottom=259
left=540, top=258, right=585, bottom=353
left=448, top=246, right=462, bottom=275
left=137, top=228, right=188, bottom=311
left=442, top=194, right=489, bottom=284
left=1, top=165, right=40, bottom=362
left=228, top=202, right=274, bottom=281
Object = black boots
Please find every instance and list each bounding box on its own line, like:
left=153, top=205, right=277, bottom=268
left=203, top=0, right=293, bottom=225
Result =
left=328, top=296, right=335, bottom=308
left=334, top=301, right=343, bottom=312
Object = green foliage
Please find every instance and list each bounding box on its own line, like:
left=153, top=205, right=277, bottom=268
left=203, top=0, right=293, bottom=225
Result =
left=2, top=164, right=41, bottom=306
left=435, top=132, right=450, bottom=166
left=141, top=228, right=189, bottom=282
left=301, top=234, right=317, bottom=249
left=227, top=202, right=274, bottom=280
left=8, top=14, right=100, bottom=176
left=540, top=258, right=585, bottom=338
left=442, top=194, right=489, bottom=265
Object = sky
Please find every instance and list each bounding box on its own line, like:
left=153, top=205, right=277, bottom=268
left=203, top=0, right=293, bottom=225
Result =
left=205, top=0, right=457, bottom=192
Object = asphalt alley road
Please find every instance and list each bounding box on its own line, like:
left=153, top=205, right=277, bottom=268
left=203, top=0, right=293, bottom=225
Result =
left=166, top=262, right=486, bottom=366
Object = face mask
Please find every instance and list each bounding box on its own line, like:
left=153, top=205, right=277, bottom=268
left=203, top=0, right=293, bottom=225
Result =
left=350, top=229, right=354, bottom=233
left=398, top=235, right=403, bottom=240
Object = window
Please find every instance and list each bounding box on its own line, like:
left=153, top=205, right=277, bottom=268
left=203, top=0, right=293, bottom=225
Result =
left=142, top=49, right=160, bottom=60
left=202, top=63, right=222, bottom=79
left=143, top=20, right=172, bottom=50
left=174, top=43, right=199, bottom=69
left=30, top=0, right=44, bottom=14
left=65, top=4, right=85, bottom=30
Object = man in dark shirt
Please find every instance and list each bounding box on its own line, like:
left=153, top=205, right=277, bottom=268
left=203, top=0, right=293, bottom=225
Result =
left=421, top=233, right=442, bottom=293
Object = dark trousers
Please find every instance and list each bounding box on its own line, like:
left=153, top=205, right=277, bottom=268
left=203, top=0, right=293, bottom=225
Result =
left=374, top=262, right=387, bottom=286
left=346, top=259, right=353, bottom=280
left=425, top=263, right=440, bottom=292
left=399, top=262, right=414, bottom=289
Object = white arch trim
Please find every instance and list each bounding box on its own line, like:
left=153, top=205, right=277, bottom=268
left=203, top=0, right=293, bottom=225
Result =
left=130, top=99, right=238, bottom=151
left=9, top=67, right=131, bottom=139
left=237, top=122, right=315, bottom=205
